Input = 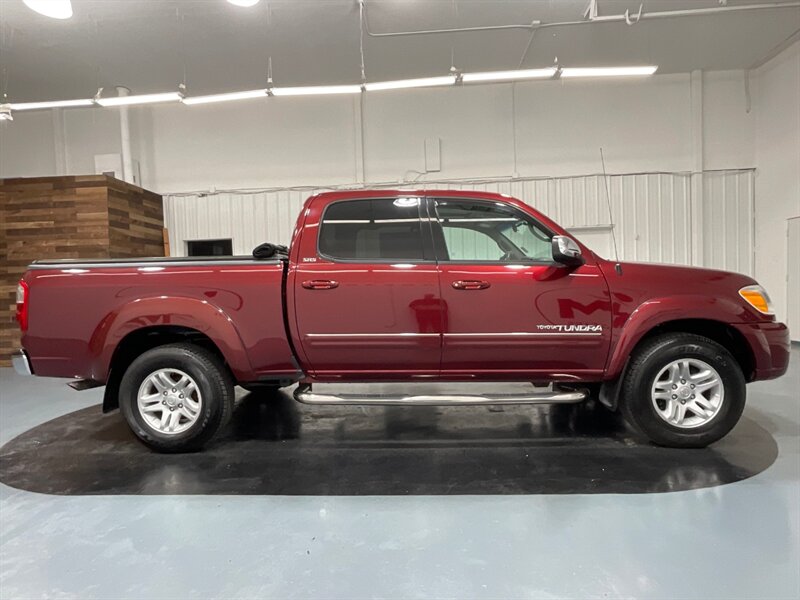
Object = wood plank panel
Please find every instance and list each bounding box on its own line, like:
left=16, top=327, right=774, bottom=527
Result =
left=0, top=175, right=164, bottom=366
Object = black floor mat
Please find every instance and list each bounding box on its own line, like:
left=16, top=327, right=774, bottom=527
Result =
left=0, top=391, right=778, bottom=495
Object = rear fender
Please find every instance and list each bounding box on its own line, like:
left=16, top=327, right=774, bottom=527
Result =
left=90, top=295, right=254, bottom=382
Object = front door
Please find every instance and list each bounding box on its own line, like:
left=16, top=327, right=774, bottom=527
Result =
left=292, top=196, right=442, bottom=379
left=429, top=197, right=612, bottom=380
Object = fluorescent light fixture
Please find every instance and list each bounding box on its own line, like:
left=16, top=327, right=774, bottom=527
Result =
left=96, top=92, right=183, bottom=107
left=0, top=105, right=12, bottom=121
left=271, top=85, right=362, bottom=96
left=365, top=75, right=457, bottom=92
left=227, top=0, right=260, bottom=5
left=462, top=68, right=557, bottom=83
left=23, top=0, right=72, bottom=19
left=10, top=98, right=94, bottom=110
left=183, top=89, right=267, bottom=105
left=560, top=66, right=658, bottom=78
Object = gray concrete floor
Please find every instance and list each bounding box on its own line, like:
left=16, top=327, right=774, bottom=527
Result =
left=1, top=350, right=798, bottom=600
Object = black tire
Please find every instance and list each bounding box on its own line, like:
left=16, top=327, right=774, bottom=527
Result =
left=619, top=333, right=746, bottom=448
left=119, top=343, right=234, bottom=453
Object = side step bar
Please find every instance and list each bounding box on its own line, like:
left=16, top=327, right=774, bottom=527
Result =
left=294, top=384, right=586, bottom=406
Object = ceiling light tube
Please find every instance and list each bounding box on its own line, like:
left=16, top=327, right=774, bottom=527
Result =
left=183, top=89, right=267, bottom=105
left=271, top=85, right=363, bottom=96
left=365, top=75, right=457, bottom=92
left=23, top=0, right=72, bottom=19
left=227, top=0, right=260, bottom=6
left=560, top=66, right=658, bottom=78
left=10, top=98, right=95, bottom=110
left=96, top=92, right=183, bottom=107
left=461, top=68, right=557, bottom=83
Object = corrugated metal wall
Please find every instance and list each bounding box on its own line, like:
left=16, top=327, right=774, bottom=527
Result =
left=163, top=169, right=754, bottom=274
left=164, top=190, right=313, bottom=257
left=701, top=170, right=755, bottom=275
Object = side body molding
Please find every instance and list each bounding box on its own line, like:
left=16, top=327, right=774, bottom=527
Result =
left=90, top=295, right=255, bottom=382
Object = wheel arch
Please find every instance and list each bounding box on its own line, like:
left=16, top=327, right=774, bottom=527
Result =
left=600, top=317, right=755, bottom=411
left=102, top=325, right=233, bottom=413
left=638, top=319, right=754, bottom=381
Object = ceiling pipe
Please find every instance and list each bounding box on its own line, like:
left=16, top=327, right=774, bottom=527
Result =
left=582, top=1, right=800, bottom=24
left=362, top=1, right=800, bottom=38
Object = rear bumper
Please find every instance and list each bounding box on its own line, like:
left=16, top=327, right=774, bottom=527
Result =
left=732, top=322, right=790, bottom=381
left=11, top=349, right=33, bottom=376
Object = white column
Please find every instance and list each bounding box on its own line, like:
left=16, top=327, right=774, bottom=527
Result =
left=51, top=108, right=67, bottom=175
left=116, top=86, right=134, bottom=184
left=690, top=70, right=705, bottom=266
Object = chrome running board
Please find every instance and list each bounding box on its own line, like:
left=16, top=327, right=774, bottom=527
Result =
left=294, top=384, right=586, bottom=406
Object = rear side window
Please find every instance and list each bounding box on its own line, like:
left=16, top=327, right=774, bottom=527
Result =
left=319, top=198, right=424, bottom=261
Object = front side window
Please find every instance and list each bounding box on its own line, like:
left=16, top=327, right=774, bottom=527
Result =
left=434, top=199, right=553, bottom=262
left=319, top=198, right=424, bottom=261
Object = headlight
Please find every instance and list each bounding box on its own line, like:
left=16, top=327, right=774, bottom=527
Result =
left=739, top=285, right=774, bottom=315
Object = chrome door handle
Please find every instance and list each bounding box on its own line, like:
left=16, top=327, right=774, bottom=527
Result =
left=452, top=280, right=491, bottom=290
left=302, top=279, right=339, bottom=290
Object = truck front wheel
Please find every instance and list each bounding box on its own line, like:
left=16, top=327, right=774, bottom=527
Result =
left=119, top=343, right=234, bottom=452
left=619, top=333, right=746, bottom=448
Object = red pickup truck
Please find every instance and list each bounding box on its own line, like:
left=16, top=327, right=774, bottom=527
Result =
left=13, top=190, right=790, bottom=452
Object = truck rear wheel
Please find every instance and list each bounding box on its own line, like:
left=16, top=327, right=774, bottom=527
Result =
left=619, top=333, right=745, bottom=448
left=119, top=343, right=234, bottom=453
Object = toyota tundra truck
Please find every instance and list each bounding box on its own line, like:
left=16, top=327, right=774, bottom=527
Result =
left=12, top=190, right=790, bottom=452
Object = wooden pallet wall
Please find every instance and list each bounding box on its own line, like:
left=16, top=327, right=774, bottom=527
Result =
left=0, top=175, right=164, bottom=367
left=106, top=178, right=165, bottom=258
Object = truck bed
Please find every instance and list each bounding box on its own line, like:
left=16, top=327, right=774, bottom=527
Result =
left=21, top=256, right=298, bottom=383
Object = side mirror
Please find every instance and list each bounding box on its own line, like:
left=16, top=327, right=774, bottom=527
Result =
left=552, top=235, right=584, bottom=267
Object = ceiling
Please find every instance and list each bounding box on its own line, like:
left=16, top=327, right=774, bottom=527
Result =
left=1, top=0, right=799, bottom=102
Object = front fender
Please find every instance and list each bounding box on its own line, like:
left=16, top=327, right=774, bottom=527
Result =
left=90, top=295, right=254, bottom=381
left=605, top=295, right=752, bottom=379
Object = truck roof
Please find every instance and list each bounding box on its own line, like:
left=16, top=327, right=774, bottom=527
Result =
left=311, top=189, right=514, bottom=202
left=306, top=189, right=549, bottom=230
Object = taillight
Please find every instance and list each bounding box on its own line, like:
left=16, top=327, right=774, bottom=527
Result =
left=15, top=280, right=29, bottom=332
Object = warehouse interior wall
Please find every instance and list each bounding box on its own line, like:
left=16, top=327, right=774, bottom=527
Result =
left=2, top=70, right=755, bottom=190
left=0, top=111, right=57, bottom=176
left=753, top=40, right=800, bottom=330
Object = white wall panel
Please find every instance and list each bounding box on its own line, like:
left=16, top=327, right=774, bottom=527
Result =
left=0, top=111, right=57, bottom=177
left=396, top=173, right=693, bottom=265
left=513, top=75, right=694, bottom=177
left=138, top=96, right=358, bottom=193
left=165, top=169, right=754, bottom=276
left=703, top=170, right=755, bottom=275
left=753, top=39, right=800, bottom=325
left=164, top=189, right=318, bottom=256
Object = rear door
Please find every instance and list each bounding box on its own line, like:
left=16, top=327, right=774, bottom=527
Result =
left=429, top=197, right=612, bottom=380
left=292, top=196, right=443, bottom=379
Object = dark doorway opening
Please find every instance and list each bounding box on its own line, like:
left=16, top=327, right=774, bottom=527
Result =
left=187, top=239, right=233, bottom=257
